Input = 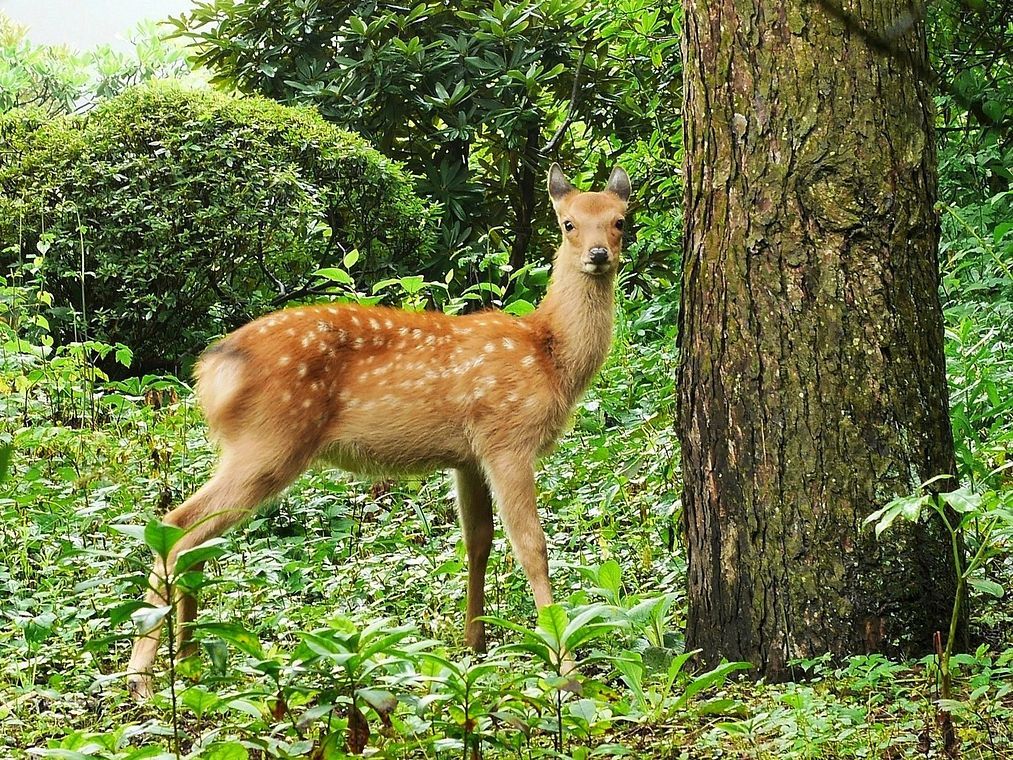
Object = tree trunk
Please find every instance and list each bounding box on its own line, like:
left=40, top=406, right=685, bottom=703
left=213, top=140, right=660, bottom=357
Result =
left=677, top=0, right=960, bottom=679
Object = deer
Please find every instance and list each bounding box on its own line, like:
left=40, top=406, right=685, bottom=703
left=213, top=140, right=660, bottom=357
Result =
left=125, top=163, right=632, bottom=699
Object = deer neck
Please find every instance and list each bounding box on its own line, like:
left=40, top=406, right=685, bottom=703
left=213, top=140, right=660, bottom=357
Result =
left=530, top=254, right=616, bottom=400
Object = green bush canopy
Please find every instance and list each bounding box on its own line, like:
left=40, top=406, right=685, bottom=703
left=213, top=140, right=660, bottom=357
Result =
left=0, top=82, right=434, bottom=372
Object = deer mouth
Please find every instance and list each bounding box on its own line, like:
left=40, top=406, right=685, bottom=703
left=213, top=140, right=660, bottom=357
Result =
left=581, top=261, right=613, bottom=275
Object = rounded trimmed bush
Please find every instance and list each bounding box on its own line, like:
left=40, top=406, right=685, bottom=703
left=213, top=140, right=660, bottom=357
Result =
left=0, top=82, right=435, bottom=372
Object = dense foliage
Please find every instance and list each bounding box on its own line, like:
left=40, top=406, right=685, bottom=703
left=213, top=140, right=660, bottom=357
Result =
left=171, top=0, right=683, bottom=283
left=0, top=82, right=434, bottom=372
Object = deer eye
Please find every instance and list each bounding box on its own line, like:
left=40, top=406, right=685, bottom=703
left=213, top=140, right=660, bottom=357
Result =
left=616, top=218, right=625, bottom=230
left=564, top=220, right=575, bottom=232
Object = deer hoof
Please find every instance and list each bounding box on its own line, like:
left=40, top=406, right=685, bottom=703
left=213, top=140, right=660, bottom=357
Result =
left=127, top=673, right=154, bottom=701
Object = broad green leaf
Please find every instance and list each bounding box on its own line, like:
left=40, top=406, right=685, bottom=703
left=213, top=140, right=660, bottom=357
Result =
left=943, top=487, right=981, bottom=514
left=110, top=523, right=147, bottom=542
left=182, top=685, right=219, bottom=715
left=597, top=560, right=622, bottom=598
left=665, top=650, right=699, bottom=686
left=204, top=742, right=249, bottom=760
left=110, top=600, right=152, bottom=626
left=613, top=651, right=646, bottom=710
left=356, top=687, right=397, bottom=715
left=315, top=267, right=354, bottom=286
left=174, top=537, right=228, bottom=573
left=197, top=622, right=264, bottom=658
left=503, top=298, right=535, bottom=315
left=967, top=577, right=1004, bottom=598
left=536, top=604, right=569, bottom=648
left=0, top=444, right=12, bottom=484
left=562, top=604, right=610, bottom=645
left=131, top=605, right=171, bottom=635
left=399, top=275, right=425, bottom=294
left=569, top=698, right=597, bottom=723
left=144, top=519, right=185, bottom=560
left=565, top=622, right=626, bottom=652
left=674, top=661, right=751, bottom=709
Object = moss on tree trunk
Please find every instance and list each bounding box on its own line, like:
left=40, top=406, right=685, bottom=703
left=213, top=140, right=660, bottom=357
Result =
left=677, top=0, right=961, bottom=679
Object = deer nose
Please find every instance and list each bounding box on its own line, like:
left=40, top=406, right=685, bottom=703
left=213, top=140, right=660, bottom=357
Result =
left=588, top=247, right=609, bottom=264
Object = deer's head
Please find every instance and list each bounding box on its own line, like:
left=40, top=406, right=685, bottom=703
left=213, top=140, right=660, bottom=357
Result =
left=548, top=164, right=631, bottom=277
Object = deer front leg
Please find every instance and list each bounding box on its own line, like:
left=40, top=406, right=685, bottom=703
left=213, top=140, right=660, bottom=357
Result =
left=483, top=455, right=576, bottom=674
left=455, top=467, right=494, bottom=652
left=482, top=456, right=553, bottom=612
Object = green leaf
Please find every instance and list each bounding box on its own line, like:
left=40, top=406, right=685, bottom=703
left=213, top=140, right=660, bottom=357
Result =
left=399, top=275, right=425, bottom=294
left=315, top=267, right=354, bottom=286
left=110, top=600, right=152, bottom=626
left=569, top=698, right=597, bottom=723
left=674, top=661, right=751, bottom=710
left=131, top=605, right=172, bottom=635
left=597, top=560, right=622, bottom=598
left=356, top=687, right=397, bottom=715
left=613, top=651, right=646, bottom=710
left=0, top=444, right=12, bottom=484
left=110, top=523, right=147, bottom=542
left=182, top=685, right=219, bottom=715
left=174, top=537, right=228, bottom=573
left=562, top=604, right=610, bottom=645
left=197, top=622, right=264, bottom=658
left=343, top=249, right=360, bottom=268
left=967, top=577, right=1004, bottom=598
left=503, top=298, right=535, bottom=315
left=536, top=604, right=569, bottom=649
left=358, top=626, right=416, bottom=660
left=144, top=519, right=185, bottom=560
left=943, top=487, right=981, bottom=514
left=204, top=742, right=249, bottom=760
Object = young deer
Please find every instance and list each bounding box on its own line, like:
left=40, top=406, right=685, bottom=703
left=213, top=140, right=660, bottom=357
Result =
left=126, top=164, right=632, bottom=699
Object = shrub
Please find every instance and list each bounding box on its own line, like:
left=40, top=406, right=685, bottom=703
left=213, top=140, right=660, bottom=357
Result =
left=0, top=82, right=435, bottom=372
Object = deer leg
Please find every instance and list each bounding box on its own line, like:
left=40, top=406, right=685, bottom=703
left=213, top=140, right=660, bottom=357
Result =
left=483, top=455, right=576, bottom=674
left=127, top=449, right=304, bottom=700
left=455, top=466, right=494, bottom=652
left=482, top=456, right=553, bottom=611
left=175, top=560, right=204, bottom=659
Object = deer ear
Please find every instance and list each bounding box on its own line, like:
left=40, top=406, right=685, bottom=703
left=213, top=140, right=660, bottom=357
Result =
left=605, top=166, right=631, bottom=202
left=547, top=163, right=575, bottom=204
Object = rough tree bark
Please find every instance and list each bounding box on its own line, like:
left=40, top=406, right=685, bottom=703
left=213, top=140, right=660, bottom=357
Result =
left=677, top=0, right=960, bottom=679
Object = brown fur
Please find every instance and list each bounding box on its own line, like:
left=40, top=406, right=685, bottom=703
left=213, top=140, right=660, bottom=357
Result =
left=126, top=164, right=631, bottom=698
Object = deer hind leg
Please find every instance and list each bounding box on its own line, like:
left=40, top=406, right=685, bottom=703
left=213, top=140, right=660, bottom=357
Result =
left=175, top=560, right=204, bottom=659
left=455, top=466, right=494, bottom=652
left=126, top=445, right=308, bottom=700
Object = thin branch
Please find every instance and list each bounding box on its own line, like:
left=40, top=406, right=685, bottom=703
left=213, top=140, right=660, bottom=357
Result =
left=543, top=39, right=595, bottom=156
